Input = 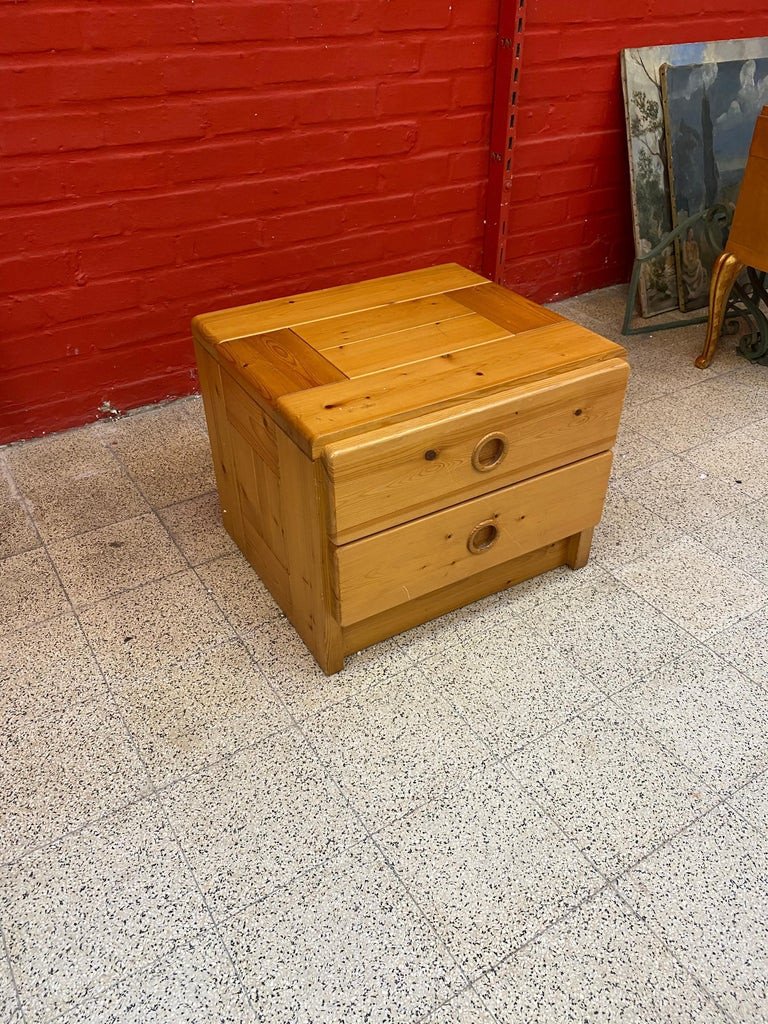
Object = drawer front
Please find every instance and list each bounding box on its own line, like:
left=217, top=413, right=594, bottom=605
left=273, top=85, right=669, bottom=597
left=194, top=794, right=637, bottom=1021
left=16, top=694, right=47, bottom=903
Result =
left=322, top=358, right=627, bottom=543
left=334, top=451, right=612, bottom=626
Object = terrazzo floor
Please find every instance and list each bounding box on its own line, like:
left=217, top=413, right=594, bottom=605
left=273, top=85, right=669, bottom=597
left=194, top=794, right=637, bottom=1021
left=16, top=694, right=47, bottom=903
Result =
left=2, top=285, right=768, bottom=1023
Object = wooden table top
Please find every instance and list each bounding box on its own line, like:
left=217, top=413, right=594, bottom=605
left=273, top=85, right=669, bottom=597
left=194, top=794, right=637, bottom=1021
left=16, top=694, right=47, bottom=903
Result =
left=192, top=263, right=627, bottom=458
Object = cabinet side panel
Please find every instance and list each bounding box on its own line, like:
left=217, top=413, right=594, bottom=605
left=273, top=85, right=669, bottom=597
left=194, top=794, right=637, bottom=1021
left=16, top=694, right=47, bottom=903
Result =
left=276, top=431, right=344, bottom=674
left=194, top=340, right=244, bottom=547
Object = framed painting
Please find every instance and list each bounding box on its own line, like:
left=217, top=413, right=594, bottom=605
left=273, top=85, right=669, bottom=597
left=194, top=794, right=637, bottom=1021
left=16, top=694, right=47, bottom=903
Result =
left=661, top=57, right=768, bottom=310
left=621, top=37, right=768, bottom=317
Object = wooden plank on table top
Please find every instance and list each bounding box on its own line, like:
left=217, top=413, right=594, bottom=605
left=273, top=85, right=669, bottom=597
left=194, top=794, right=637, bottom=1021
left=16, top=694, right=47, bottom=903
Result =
left=322, top=312, right=511, bottom=378
left=294, top=293, right=473, bottom=351
left=217, top=328, right=347, bottom=420
left=449, top=282, right=565, bottom=332
left=277, top=321, right=627, bottom=458
left=192, top=263, right=488, bottom=346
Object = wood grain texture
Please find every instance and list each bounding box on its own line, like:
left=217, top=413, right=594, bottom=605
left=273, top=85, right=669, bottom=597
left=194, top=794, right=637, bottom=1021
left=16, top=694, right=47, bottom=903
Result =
left=221, top=369, right=279, bottom=473
left=342, top=538, right=570, bottom=656
left=323, top=359, right=628, bottom=542
left=728, top=107, right=768, bottom=273
left=276, top=430, right=344, bottom=674
left=334, top=452, right=612, bottom=625
left=294, top=293, right=473, bottom=350
left=279, top=321, right=627, bottom=458
left=217, top=328, right=346, bottom=412
left=193, top=340, right=244, bottom=548
left=321, top=312, right=510, bottom=378
left=193, top=263, right=487, bottom=345
left=449, top=282, right=565, bottom=332
left=566, top=527, right=594, bottom=569
left=194, top=264, right=629, bottom=674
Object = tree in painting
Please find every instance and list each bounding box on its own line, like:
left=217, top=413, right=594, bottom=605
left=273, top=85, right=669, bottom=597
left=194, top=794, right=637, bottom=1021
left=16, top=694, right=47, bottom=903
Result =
left=630, top=86, right=675, bottom=307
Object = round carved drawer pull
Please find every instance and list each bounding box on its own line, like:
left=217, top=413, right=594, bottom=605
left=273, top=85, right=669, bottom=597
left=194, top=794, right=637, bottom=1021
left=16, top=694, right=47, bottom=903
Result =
left=471, top=432, right=508, bottom=472
left=467, top=519, right=499, bottom=554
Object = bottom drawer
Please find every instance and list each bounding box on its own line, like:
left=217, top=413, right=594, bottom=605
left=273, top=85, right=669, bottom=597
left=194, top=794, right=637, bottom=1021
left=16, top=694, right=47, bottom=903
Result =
left=333, top=451, right=612, bottom=625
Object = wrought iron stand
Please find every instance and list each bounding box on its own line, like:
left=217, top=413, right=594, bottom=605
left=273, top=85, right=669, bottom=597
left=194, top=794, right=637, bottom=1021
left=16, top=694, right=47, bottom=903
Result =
left=622, top=205, right=768, bottom=363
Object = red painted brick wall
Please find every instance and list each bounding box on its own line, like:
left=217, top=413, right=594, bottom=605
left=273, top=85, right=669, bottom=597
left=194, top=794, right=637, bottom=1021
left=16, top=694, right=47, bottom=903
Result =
left=0, top=0, right=498, bottom=443
left=504, top=1, right=768, bottom=301
left=6, top=2, right=768, bottom=443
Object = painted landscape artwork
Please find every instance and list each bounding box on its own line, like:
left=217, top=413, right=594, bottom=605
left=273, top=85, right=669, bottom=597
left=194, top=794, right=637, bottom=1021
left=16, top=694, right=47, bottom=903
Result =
left=662, top=57, right=768, bottom=310
left=621, top=37, right=768, bottom=317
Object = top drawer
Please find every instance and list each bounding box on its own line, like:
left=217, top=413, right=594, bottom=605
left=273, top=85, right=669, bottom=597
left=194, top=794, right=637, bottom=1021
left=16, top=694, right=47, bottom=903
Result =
left=321, top=358, right=628, bottom=543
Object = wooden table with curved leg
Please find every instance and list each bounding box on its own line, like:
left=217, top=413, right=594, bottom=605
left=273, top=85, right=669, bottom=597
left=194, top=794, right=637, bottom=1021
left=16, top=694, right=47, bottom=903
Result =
left=696, top=105, right=768, bottom=369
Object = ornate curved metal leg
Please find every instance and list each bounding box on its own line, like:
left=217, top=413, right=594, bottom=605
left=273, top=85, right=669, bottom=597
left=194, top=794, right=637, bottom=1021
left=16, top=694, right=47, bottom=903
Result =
left=695, top=252, right=745, bottom=369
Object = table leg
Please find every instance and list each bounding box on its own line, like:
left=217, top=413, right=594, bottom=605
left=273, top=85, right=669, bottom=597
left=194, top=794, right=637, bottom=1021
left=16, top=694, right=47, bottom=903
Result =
left=566, top=527, right=594, bottom=570
left=695, top=251, right=744, bottom=369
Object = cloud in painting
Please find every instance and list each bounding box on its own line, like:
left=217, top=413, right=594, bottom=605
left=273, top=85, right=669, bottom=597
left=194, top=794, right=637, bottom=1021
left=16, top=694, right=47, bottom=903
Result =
left=681, top=61, right=718, bottom=100
left=716, top=59, right=768, bottom=129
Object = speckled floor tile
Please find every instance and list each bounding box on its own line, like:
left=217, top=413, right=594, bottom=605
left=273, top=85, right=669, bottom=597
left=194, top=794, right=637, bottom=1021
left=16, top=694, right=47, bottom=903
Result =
left=0, top=451, right=15, bottom=499
left=79, top=571, right=235, bottom=683
left=615, top=456, right=752, bottom=532
left=0, top=615, right=104, bottom=734
left=620, top=379, right=763, bottom=454
left=1, top=695, right=151, bottom=862
left=392, top=591, right=507, bottom=664
left=707, top=607, right=768, bottom=686
left=378, top=764, right=601, bottom=976
left=2, top=957, right=21, bottom=1024
left=686, top=425, right=768, bottom=499
left=304, top=670, right=491, bottom=832
left=425, top=988, right=497, bottom=1023
left=158, top=492, right=237, bottom=565
left=56, top=930, right=255, bottom=1024
left=609, top=424, right=672, bottom=479
left=610, top=535, right=768, bottom=640
left=0, top=498, right=38, bottom=561
left=0, top=799, right=207, bottom=1024
left=3, top=293, right=768, bottom=1024
left=99, top=404, right=215, bottom=507
left=221, top=841, right=463, bottom=1024
left=501, top=563, right=698, bottom=693
left=421, top=623, right=604, bottom=758
left=508, top=706, right=715, bottom=877
left=618, top=804, right=768, bottom=1023
left=48, top=513, right=186, bottom=608
left=6, top=429, right=148, bottom=544
left=244, top=613, right=416, bottom=719
left=475, top=889, right=726, bottom=1024
left=728, top=772, right=768, bottom=835
left=112, top=639, right=291, bottom=787
left=195, top=553, right=281, bottom=635
left=3, top=430, right=113, bottom=494
left=0, top=548, right=69, bottom=637
left=695, top=498, right=768, bottom=586
left=163, top=728, right=364, bottom=919
left=614, top=645, right=768, bottom=794
left=590, top=489, right=681, bottom=569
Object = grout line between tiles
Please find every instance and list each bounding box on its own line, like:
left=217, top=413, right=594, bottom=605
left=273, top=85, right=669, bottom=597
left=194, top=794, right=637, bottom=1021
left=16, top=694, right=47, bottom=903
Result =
left=2, top=481, right=261, bottom=1020
left=607, top=882, right=740, bottom=1024
left=186, top=550, right=482, bottom=1015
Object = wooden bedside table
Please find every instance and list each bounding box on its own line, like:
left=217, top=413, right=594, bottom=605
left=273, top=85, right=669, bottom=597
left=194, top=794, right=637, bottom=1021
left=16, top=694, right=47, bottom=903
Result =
left=192, top=264, right=629, bottom=674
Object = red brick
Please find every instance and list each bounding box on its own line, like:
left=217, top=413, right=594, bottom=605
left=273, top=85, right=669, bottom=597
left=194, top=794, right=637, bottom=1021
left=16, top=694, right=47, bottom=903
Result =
left=297, top=85, right=377, bottom=126
left=77, top=235, right=177, bottom=279
left=288, top=1, right=379, bottom=38
left=380, top=0, right=452, bottom=31
left=378, top=78, right=452, bottom=116
left=192, top=3, right=289, bottom=43
left=0, top=10, right=82, bottom=54
left=420, top=33, right=495, bottom=72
